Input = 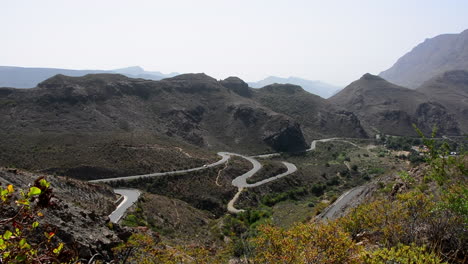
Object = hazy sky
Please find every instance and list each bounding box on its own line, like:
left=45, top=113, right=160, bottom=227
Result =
left=1, top=0, right=467, bottom=86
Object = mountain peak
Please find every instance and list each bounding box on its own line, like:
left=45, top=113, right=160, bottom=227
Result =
left=166, top=73, right=217, bottom=82
left=360, top=73, right=385, bottom=81
left=379, top=29, right=468, bottom=88
left=261, top=83, right=305, bottom=94
left=220, top=77, right=250, bottom=97
left=223, top=76, right=246, bottom=83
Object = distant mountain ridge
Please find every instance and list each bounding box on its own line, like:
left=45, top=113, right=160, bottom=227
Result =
left=380, top=29, right=468, bottom=88
left=0, top=73, right=310, bottom=154
left=0, top=65, right=179, bottom=88
left=249, top=76, right=341, bottom=98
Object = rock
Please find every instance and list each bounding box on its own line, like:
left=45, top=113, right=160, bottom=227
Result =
left=221, top=77, right=251, bottom=97
left=263, top=120, right=309, bottom=152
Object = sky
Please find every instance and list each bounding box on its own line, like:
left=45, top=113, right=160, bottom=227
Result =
left=1, top=0, right=467, bottom=86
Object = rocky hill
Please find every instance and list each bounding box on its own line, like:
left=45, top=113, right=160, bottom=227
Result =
left=328, top=73, right=461, bottom=136
left=0, top=73, right=315, bottom=179
left=0, top=73, right=308, bottom=153
left=380, top=29, right=468, bottom=88
left=251, top=83, right=367, bottom=139
left=418, top=70, right=468, bottom=133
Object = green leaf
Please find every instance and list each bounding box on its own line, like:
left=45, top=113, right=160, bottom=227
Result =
left=3, top=230, right=12, bottom=240
left=39, top=179, right=50, bottom=188
left=0, top=238, right=4, bottom=245
left=20, top=241, right=30, bottom=249
left=16, top=199, right=30, bottom=206
left=32, top=221, right=39, bottom=229
left=28, top=186, right=41, bottom=196
left=15, top=254, right=26, bottom=261
left=53, top=243, right=64, bottom=255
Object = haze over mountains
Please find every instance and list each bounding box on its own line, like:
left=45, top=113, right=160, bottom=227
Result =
left=380, top=29, right=468, bottom=88
left=249, top=76, right=341, bottom=98
left=1, top=66, right=342, bottom=98
left=0, top=66, right=178, bottom=88
left=1, top=16, right=468, bottom=263
left=0, top=73, right=309, bottom=153
left=0, top=28, right=467, bottom=179
left=327, top=29, right=468, bottom=137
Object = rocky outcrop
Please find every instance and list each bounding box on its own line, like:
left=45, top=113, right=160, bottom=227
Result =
left=221, top=77, right=251, bottom=97
left=262, top=119, right=309, bottom=152
left=415, top=102, right=460, bottom=135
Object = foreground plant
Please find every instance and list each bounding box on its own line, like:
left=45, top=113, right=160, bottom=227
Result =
left=0, top=177, right=74, bottom=263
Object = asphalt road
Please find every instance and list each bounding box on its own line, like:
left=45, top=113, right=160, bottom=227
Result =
left=89, top=153, right=230, bottom=183
left=94, top=137, right=362, bottom=219
left=227, top=160, right=298, bottom=213
left=109, top=189, right=141, bottom=223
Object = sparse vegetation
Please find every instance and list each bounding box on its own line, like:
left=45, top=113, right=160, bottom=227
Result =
left=246, top=160, right=287, bottom=184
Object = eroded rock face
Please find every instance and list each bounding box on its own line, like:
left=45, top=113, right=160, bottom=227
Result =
left=227, top=104, right=309, bottom=152
left=415, top=102, right=460, bottom=135
left=232, top=105, right=263, bottom=127
left=262, top=119, right=309, bottom=152
left=161, top=106, right=205, bottom=146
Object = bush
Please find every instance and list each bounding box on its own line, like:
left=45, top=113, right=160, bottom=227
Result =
left=363, top=244, right=446, bottom=264
left=252, top=222, right=363, bottom=264
left=311, top=184, right=326, bottom=196
left=327, top=176, right=341, bottom=186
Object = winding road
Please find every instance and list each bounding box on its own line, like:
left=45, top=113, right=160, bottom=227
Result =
left=93, top=137, right=363, bottom=221
left=109, top=189, right=141, bottom=223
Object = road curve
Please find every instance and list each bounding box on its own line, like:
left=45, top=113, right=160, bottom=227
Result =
left=96, top=137, right=354, bottom=219
left=89, top=153, right=231, bottom=183
left=109, top=189, right=141, bottom=223
left=227, top=161, right=298, bottom=213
